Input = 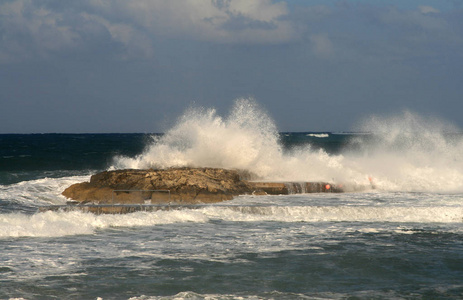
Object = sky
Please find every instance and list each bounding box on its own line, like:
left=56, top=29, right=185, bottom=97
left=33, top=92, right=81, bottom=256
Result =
left=1, top=0, right=462, bottom=133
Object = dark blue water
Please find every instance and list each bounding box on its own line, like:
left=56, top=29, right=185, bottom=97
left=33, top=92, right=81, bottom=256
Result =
left=0, top=133, right=155, bottom=184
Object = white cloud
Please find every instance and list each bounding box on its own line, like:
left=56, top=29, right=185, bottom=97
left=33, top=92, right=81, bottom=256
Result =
left=418, top=6, right=440, bottom=15
left=0, top=0, right=296, bottom=62
left=80, top=13, right=154, bottom=59
left=0, top=0, right=79, bottom=62
left=380, top=6, right=447, bottom=31
left=0, top=0, right=157, bottom=62
left=87, top=0, right=297, bottom=44
left=227, top=0, right=288, bottom=22
left=309, top=34, right=334, bottom=58
left=1, top=0, right=461, bottom=64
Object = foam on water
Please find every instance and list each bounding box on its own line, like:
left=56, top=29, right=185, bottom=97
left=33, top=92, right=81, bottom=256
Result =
left=210, top=205, right=463, bottom=223
left=307, top=133, right=329, bottom=138
left=0, top=175, right=90, bottom=208
left=113, top=99, right=463, bottom=192
left=127, top=288, right=463, bottom=300
left=127, top=291, right=318, bottom=300
left=0, top=210, right=209, bottom=238
left=1, top=201, right=461, bottom=238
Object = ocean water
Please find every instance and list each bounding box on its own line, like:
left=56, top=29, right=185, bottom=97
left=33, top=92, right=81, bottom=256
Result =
left=1, top=99, right=463, bottom=299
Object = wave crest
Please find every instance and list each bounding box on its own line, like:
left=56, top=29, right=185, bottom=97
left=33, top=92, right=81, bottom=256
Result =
left=113, top=98, right=283, bottom=178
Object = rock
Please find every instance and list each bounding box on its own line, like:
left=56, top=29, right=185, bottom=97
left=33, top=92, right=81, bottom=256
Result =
left=61, top=167, right=348, bottom=206
left=62, top=167, right=257, bottom=204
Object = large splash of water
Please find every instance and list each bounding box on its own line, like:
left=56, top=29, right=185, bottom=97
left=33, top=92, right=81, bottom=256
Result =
left=113, top=98, right=350, bottom=182
left=347, top=112, right=463, bottom=191
left=113, top=99, right=463, bottom=192
left=113, top=99, right=283, bottom=177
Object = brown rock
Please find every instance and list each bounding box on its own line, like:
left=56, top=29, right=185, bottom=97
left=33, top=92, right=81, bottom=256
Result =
left=62, top=168, right=256, bottom=204
left=61, top=167, right=347, bottom=206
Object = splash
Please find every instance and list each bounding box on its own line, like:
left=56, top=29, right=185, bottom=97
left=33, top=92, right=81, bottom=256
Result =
left=346, top=111, right=463, bottom=191
left=113, top=100, right=463, bottom=192
left=113, top=98, right=284, bottom=178
left=113, top=98, right=355, bottom=182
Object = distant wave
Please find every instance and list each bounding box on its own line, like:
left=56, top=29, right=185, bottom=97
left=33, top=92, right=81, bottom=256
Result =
left=306, top=133, right=329, bottom=138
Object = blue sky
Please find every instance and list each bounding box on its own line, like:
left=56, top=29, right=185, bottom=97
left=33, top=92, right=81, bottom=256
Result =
left=1, top=0, right=462, bottom=133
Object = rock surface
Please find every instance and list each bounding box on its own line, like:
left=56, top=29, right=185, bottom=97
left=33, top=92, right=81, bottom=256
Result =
left=62, top=168, right=257, bottom=204
left=61, top=167, right=348, bottom=205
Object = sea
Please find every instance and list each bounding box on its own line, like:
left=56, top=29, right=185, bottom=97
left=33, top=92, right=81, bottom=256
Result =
left=1, top=99, right=463, bottom=299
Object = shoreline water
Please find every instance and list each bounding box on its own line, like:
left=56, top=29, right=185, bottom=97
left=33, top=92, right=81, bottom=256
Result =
left=2, top=190, right=463, bottom=299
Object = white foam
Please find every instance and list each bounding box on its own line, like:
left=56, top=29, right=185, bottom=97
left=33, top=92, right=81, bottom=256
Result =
left=112, top=100, right=463, bottom=192
left=0, top=175, right=91, bottom=207
left=128, top=291, right=284, bottom=300
left=307, top=133, right=329, bottom=138
left=0, top=209, right=209, bottom=238
left=111, top=98, right=356, bottom=182
left=348, top=112, right=463, bottom=192
left=202, top=205, right=463, bottom=223
left=2, top=202, right=461, bottom=238
left=113, top=98, right=282, bottom=178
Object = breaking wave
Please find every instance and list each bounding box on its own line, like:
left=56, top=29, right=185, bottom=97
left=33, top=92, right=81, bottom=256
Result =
left=113, top=99, right=463, bottom=192
left=113, top=98, right=283, bottom=178
left=307, top=133, right=329, bottom=138
left=1, top=204, right=462, bottom=238
left=349, top=112, right=463, bottom=191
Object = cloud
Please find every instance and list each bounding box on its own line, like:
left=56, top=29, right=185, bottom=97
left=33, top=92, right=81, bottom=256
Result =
left=0, top=0, right=79, bottom=62
left=1, top=0, right=462, bottom=65
left=84, top=0, right=296, bottom=44
left=379, top=6, right=447, bottom=31
left=0, top=0, right=297, bottom=62
left=309, top=34, right=334, bottom=58
left=371, top=4, right=463, bottom=59
left=418, top=6, right=440, bottom=14
left=80, top=12, right=154, bottom=59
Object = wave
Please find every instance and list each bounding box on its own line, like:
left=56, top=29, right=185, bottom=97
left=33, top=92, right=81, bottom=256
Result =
left=112, top=98, right=282, bottom=177
left=348, top=112, right=463, bottom=192
left=112, top=99, right=463, bottom=192
left=0, top=175, right=91, bottom=210
left=1, top=204, right=461, bottom=238
left=128, top=289, right=463, bottom=300
left=306, top=133, right=329, bottom=138
left=127, top=291, right=338, bottom=300
left=218, top=205, right=463, bottom=223
left=0, top=209, right=209, bottom=238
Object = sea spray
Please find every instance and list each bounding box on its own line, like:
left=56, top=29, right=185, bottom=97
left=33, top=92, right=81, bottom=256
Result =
left=113, top=100, right=463, bottom=192
left=113, top=98, right=283, bottom=177
left=113, top=98, right=351, bottom=183
left=346, top=111, right=463, bottom=191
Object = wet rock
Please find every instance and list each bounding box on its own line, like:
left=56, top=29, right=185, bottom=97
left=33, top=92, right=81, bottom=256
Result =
left=62, top=168, right=256, bottom=204
left=61, top=167, right=346, bottom=205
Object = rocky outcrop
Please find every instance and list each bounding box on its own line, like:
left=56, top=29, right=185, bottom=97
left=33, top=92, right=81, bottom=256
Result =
left=61, top=167, right=348, bottom=205
left=62, top=168, right=257, bottom=204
